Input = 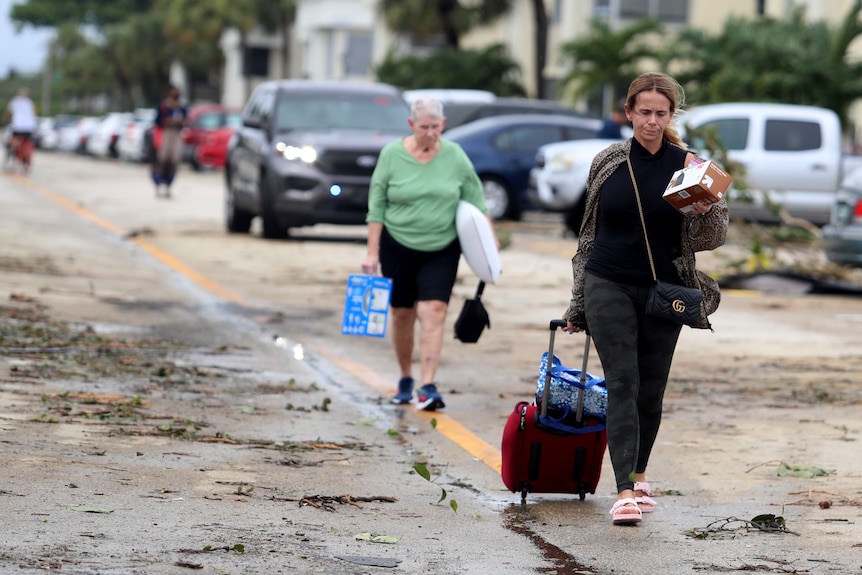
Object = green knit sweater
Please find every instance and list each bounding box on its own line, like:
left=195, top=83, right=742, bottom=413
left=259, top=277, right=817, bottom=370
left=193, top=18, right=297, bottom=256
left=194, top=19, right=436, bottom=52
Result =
left=367, top=138, right=487, bottom=251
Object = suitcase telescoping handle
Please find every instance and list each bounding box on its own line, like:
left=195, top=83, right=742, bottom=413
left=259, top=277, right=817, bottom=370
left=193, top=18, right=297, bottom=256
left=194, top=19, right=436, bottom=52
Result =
left=544, top=320, right=592, bottom=424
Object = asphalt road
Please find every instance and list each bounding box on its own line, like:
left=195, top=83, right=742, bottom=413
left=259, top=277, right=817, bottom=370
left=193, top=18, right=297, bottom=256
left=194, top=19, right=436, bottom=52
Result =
left=1, top=153, right=861, bottom=575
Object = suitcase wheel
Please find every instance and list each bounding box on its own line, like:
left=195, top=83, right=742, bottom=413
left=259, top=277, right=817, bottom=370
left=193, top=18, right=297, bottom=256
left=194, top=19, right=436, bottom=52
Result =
left=519, top=483, right=529, bottom=503
left=578, top=484, right=586, bottom=501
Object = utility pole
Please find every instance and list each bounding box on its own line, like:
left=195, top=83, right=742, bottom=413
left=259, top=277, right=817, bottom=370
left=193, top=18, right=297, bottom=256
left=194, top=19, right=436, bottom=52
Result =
left=41, top=49, right=51, bottom=115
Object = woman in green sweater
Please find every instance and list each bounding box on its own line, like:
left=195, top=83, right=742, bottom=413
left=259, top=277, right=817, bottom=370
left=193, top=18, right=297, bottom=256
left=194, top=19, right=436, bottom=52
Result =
left=362, top=97, right=490, bottom=410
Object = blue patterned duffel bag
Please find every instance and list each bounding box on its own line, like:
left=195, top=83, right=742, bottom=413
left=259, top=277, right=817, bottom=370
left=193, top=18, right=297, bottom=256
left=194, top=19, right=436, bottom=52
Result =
left=536, top=352, right=607, bottom=419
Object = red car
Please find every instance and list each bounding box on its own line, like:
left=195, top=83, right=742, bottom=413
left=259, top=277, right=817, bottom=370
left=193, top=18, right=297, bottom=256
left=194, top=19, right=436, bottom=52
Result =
left=182, top=105, right=241, bottom=170
left=191, top=111, right=242, bottom=171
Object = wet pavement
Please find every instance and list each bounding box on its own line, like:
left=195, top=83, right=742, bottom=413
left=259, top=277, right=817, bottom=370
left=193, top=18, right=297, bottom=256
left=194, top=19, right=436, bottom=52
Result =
left=1, top=155, right=862, bottom=574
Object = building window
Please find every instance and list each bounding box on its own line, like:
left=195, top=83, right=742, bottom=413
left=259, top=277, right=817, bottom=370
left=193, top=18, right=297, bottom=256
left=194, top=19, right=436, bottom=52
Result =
left=657, top=0, right=687, bottom=21
left=594, top=0, right=611, bottom=19
left=244, top=47, right=270, bottom=78
left=344, top=32, right=372, bottom=78
left=619, top=0, right=649, bottom=19
left=553, top=0, right=566, bottom=24
left=617, top=0, right=688, bottom=24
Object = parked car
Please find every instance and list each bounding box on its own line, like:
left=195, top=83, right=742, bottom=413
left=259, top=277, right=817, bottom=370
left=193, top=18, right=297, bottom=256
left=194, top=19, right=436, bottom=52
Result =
left=182, top=104, right=238, bottom=170
left=56, top=116, right=101, bottom=154
left=442, top=97, right=595, bottom=130
left=530, top=102, right=858, bottom=234
left=403, top=89, right=496, bottom=106
left=822, top=168, right=862, bottom=266
left=87, top=112, right=134, bottom=158
left=117, top=115, right=156, bottom=163
left=34, top=117, right=58, bottom=150
left=225, top=80, right=410, bottom=239
left=444, top=114, right=601, bottom=220
left=191, top=110, right=241, bottom=170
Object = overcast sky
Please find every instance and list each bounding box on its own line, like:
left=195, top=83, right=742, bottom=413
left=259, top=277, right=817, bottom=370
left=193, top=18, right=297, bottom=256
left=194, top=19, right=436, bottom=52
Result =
left=0, top=0, right=52, bottom=76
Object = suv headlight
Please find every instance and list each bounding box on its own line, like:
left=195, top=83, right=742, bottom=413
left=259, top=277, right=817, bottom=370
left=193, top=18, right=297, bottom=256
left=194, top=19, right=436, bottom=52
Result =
left=276, top=142, right=317, bottom=163
left=548, top=152, right=576, bottom=173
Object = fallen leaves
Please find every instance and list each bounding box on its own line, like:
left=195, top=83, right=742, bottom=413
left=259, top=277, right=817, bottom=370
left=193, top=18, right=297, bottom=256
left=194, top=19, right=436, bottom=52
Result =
left=353, top=532, right=398, bottom=543
left=746, top=460, right=836, bottom=478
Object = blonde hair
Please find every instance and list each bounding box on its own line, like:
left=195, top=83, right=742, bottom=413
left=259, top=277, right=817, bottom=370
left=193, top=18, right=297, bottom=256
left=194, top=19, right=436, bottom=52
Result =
left=625, top=72, right=686, bottom=147
left=410, top=98, right=444, bottom=121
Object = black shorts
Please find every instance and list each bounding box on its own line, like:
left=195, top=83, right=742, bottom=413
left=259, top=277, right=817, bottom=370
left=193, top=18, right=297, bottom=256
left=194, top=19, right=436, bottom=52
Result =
left=380, top=227, right=461, bottom=308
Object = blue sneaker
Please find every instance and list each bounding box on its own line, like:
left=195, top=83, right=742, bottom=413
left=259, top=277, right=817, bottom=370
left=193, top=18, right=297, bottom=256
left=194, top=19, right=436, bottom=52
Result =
left=391, top=377, right=414, bottom=404
left=416, top=383, right=445, bottom=411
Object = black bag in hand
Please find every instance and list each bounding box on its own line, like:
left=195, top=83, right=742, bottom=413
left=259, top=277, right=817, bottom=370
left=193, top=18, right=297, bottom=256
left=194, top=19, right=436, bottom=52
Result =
left=646, top=280, right=703, bottom=327
left=454, top=281, right=490, bottom=343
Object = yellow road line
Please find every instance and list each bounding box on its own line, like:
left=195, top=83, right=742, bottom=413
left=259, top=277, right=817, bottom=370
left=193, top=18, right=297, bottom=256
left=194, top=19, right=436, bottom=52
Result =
left=14, top=172, right=505, bottom=474
left=308, top=342, right=503, bottom=473
left=13, top=174, right=247, bottom=306
left=13, top=174, right=128, bottom=236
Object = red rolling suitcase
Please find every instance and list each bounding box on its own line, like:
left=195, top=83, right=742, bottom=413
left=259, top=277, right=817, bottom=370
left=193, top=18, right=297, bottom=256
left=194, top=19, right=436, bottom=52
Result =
left=501, top=320, right=607, bottom=503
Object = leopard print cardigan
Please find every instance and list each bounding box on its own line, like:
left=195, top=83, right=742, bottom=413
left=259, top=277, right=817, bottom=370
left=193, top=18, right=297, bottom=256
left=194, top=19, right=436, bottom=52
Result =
left=564, top=139, right=729, bottom=331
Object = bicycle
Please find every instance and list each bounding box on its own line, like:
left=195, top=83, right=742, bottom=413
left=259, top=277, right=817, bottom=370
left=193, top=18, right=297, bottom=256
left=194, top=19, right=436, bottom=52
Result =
left=5, top=132, right=33, bottom=174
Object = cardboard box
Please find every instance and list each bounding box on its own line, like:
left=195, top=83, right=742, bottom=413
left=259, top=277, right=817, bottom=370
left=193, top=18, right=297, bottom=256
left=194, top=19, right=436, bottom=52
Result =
left=663, top=160, right=732, bottom=214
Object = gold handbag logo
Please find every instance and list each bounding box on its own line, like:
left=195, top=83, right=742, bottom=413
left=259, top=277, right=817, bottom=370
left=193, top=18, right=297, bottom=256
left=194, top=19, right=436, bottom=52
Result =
left=672, top=299, right=686, bottom=313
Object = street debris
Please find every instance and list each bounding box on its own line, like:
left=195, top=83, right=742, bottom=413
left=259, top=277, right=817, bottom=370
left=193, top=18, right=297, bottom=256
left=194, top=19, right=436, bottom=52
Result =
left=684, top=514, right=799, bottom=539
left=335, top=555, right=402, bottom=568
left=269, top=493, right=397, bottom=511
left=693, top=555, right=810, bottom=572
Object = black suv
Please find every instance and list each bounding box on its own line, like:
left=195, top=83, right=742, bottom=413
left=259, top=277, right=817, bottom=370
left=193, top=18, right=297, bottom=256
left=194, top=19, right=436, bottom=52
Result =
left=225, top=80, right=410, bottom=238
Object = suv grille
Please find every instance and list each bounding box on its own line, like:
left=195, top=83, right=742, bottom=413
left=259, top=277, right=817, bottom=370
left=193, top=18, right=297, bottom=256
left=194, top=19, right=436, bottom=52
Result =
left=316, top=150, right=378, bottom=177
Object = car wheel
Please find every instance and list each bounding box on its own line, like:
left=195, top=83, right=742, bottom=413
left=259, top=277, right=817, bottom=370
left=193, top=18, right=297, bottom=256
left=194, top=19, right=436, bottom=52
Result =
left=482, top=176, right=511, bottom=220
left=225, top=174, right=254, bottom=234
left=259, top=174, right=288, bottom=240
left=565, top=192, right=587, bottom=236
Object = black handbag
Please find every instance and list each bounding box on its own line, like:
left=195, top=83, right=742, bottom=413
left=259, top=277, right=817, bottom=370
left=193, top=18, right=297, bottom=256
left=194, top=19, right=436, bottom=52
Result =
left=627, top=158, right=703, bottom=327
left=645, top=279, right=703, bottom=326
left=454, top=281, right=490, bottom=343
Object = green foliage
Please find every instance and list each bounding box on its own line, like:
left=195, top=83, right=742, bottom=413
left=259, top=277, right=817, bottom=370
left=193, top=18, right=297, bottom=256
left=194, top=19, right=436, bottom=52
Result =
left=664, top=1, right=862, bottom=125
left=376, top=44, right=525, bottom=96
left=10, top=0, right=156, bottom=30
left=558, top=18, right=663, bottom=112
left=378, top=0, right=512, bottom=49
left=776, top=462, right=835, bottom=478
left=412, top=461, right=458, bottom=512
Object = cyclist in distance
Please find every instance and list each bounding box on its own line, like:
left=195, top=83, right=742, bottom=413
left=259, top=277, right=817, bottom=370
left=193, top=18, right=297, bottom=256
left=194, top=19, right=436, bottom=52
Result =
left=2, top=87, right=38, bottom=173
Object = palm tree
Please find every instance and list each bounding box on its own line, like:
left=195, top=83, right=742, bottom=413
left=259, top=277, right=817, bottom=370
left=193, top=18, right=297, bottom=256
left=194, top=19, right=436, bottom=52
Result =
left=378, top=0, right=513, bottom=50
left=162, top=0, right=296, bottom=99
left=663, top=0, right=862, bottom=126
left=558, top=18, right=663, bottom=116
left=530, top=0, right=549, bottom=99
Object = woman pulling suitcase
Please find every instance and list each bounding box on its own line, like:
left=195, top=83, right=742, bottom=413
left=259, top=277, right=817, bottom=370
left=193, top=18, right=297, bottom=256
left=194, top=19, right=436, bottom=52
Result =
left=562, top=72, right=728, bottom=525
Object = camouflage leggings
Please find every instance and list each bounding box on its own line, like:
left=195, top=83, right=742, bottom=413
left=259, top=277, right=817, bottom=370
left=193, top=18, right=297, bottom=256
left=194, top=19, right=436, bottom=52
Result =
left=584, top=272, right=682, bottom=493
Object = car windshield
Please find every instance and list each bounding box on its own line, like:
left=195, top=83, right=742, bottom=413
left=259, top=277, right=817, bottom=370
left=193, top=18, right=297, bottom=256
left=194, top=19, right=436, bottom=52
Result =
left=274, top=91, right=409, bottom=133
left=196, top=112, right=224, bottom=130
left=225, top=113, right=242, bottom=128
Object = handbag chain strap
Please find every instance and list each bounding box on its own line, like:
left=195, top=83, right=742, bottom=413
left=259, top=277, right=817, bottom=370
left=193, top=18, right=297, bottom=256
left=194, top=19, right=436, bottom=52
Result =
left=626, top=156, right=658, bottom=283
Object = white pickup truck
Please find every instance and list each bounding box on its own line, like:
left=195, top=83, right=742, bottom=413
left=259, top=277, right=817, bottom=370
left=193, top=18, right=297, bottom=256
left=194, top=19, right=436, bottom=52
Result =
left=528, top=102, right=862, bottom=232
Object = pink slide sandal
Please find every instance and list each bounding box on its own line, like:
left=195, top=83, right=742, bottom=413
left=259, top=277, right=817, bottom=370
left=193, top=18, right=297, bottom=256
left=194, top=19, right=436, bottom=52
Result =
left=634, top=481, right=657, bottom=513
left=610, top=497, right=642, bottom=525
